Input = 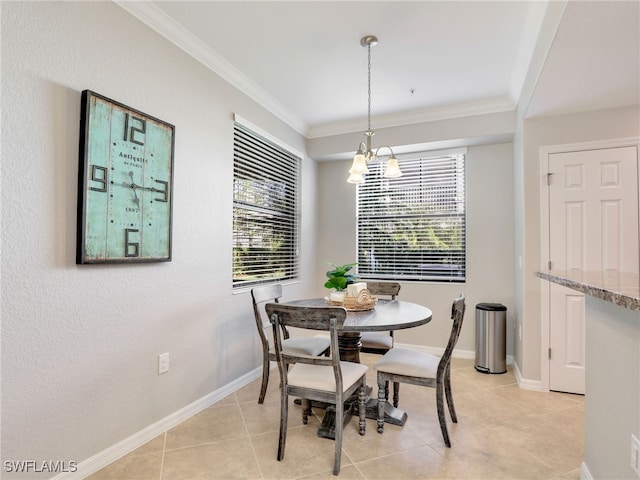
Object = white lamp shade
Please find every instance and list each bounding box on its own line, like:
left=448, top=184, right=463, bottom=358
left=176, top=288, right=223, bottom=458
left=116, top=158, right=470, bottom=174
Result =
left=347, top=172, right=365, bottom=184
left=383, top=157, right=402, bottom=178
left=349, top=154, right=369, bottom=175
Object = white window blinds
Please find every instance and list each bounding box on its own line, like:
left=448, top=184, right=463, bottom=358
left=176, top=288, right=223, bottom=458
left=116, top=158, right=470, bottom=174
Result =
left=233, top=122, right=300, bottom=288
left=356, top=153, right=466, bottom=282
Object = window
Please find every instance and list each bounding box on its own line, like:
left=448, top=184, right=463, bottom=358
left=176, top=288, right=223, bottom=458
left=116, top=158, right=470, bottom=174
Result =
left=356, top=152, right=466, bottom=282
left=232, top=121, right=300, bottom=289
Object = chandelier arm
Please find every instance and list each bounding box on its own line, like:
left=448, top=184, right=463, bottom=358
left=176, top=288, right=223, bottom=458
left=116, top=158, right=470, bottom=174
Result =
left=374, top=145, right=397, bottom=159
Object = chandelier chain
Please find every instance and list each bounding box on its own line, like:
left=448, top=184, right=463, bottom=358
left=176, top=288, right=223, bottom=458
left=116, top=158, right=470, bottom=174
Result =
left=367, top=43, right=372, bottom=132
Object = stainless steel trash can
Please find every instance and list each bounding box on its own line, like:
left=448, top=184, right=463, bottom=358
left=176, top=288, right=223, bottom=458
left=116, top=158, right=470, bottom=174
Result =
left=475, top=303, right=507, bottom=374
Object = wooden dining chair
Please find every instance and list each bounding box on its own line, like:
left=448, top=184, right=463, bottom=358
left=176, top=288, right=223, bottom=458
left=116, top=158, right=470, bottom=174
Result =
left=251, top=284, right=330, bottom=404
left=373, top=293, right=466, bottom=448
left=265, top=303, right=368, bottom=476
left=359, top=281, right=401, bottom=404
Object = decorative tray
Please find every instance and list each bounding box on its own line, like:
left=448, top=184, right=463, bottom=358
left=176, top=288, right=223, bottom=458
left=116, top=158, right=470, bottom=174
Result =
left=326, top=289, right=378, bottom=311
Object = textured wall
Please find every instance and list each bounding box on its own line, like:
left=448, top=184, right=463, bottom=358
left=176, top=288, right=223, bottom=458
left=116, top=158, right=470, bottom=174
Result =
left=1, top=2, right=316, bottom=476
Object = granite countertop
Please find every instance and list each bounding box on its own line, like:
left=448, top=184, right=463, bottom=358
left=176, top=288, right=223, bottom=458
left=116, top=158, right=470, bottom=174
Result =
left=535, top=270, right=640, bottom=312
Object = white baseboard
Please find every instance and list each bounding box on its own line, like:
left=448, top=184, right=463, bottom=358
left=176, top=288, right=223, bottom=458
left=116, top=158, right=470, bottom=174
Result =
left=53, top=367, right=262, bottom=480
left=580, top=462, right=594, bottom=480
left=511, top=358, right=545, bottom=391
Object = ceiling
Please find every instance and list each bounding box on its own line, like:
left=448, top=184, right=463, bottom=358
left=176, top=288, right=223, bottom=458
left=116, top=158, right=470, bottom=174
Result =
left=118, top=1, right=639, bottom=138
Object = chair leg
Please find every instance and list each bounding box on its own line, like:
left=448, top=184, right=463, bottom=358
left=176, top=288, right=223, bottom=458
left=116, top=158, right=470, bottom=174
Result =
left=377, top=374, right=386, bottom=434
left=392, top=382, right=400, bottom=408
left=258, top=355, right=270, bottom=404
left=301, top=398, right=311, bottom=425
left=358, top=381, right=366, bottom=436
left=444, top=363, right=457, bottom=423
left=436, top=379, right=451, bottom=448
left=278, top=390, right=288, bottom=461
left=333, top=395, right=343, bottom=475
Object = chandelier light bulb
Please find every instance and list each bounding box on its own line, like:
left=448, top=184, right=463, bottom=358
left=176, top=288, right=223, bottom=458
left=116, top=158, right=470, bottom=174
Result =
left=384, top=157, right=403, bottom=178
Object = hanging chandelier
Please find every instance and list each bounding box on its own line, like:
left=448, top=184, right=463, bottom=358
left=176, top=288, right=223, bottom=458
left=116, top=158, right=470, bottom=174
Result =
left=347, top=35, right=403, bottom=184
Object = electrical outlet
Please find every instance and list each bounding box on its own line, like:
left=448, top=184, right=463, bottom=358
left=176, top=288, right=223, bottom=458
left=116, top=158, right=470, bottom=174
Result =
left=158, top=353, right=169, bottom=374
left=631, top=434, right=640, bottom=476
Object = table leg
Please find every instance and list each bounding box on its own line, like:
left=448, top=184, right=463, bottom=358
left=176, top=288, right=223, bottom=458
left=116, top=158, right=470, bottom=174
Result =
left=337, top=331, right=361, bottom=363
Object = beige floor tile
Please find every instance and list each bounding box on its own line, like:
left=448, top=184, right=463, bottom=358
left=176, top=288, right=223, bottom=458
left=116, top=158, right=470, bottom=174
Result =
left=355, top=445, right=449, bottom=479
left=133, top=434, right=166, bottom=455
left=494, top=406, right=585, bottom=472
left=87, top=451, right=163, bottom=480
left=297, top=464, right=365, bottom=480
left=341, top=417, right=425, bottom=463
left=452, top=389, right=532, bottom=430
left=165, top=403, right=248, bottom=450
left=162, top=437, right=262, bottom=479
left=443, top=425, right=559, bottom=479
left=235, top=370, right=281, bottom=404
left=251, top=426, right=352, bottom=479
left=239, top=396, right=321, bottom=436
left=489, top=383, right=584, bottom=413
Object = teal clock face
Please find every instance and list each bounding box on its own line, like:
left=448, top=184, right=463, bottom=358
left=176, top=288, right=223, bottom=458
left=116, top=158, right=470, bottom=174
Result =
left=77, top=90, right=174, bottom=264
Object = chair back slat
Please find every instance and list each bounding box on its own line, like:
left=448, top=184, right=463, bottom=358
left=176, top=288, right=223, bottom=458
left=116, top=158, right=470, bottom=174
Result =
left=251, top=284, right=287, bottom=341
left=251, top=283, right=282, bottom=306
left=365, top=281, right=401, bottom=299
left=437, top=293, right=466, bottom=376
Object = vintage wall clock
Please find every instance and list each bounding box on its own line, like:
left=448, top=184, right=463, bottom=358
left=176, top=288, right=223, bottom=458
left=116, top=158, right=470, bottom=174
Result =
left=76, top=90, right=175, bottom=264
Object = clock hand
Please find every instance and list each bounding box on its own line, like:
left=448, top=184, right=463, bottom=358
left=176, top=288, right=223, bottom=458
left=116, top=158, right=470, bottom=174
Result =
left=131, top=183, right=162, bottom=193
left=127, top=172, right=140, bottom=207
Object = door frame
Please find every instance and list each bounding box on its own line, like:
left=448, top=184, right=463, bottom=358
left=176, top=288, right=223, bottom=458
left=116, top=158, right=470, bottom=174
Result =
left=539, top=137, right=639, bottom=392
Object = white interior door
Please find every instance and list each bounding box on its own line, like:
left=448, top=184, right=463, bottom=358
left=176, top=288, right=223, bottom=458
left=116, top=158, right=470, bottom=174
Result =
left=548, top=146, right=638, bottom=394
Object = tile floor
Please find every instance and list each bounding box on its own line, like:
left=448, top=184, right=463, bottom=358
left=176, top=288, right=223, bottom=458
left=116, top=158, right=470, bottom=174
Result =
left=88, top=356, right=584, bottom=479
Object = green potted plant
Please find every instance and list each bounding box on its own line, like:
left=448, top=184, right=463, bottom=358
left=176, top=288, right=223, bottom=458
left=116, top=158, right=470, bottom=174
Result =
left=324, top=262, right=359, bottom=291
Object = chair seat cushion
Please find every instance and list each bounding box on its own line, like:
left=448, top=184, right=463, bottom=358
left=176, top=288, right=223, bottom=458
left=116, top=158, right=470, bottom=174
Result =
left=360, top=332, right=393, bottom=350
left=288, top=361, right=368, bottom=393
left=374, top=348, right=439, bottom=378
left=279, top=337, right=330, bottom=356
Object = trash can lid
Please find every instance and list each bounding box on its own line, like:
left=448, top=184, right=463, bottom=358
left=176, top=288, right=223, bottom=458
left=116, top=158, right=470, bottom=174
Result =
left=476, top=303, right=507, bottom=311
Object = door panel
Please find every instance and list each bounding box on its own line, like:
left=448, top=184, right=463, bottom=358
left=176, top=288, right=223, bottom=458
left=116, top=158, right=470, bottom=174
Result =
left=548, top=146, right=638, bottom=394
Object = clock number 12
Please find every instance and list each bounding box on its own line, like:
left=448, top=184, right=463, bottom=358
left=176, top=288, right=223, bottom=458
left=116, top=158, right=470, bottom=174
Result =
left=124, top=113, right=146, bottom=146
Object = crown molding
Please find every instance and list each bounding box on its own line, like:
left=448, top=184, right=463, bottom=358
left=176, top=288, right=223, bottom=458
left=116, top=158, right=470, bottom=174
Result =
left=114, top=1, right=308, bottom=136
left=307, top=97, right=516, bottom=139
left=115, top=2, right=517, bottom=141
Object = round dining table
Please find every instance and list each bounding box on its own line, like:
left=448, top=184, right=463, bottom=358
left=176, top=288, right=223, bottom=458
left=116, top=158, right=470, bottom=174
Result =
left=285, top=298, right=431, bottom=356
left=282, top=297, right=433, bottom=438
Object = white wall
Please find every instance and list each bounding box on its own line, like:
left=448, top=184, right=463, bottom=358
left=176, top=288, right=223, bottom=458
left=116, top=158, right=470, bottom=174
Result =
left=1, top=2, right=317, bottom=476
left=317, top=143, right=515, bottom=354
left=584, top=296, right=639, bottom=479
left=516, top=106, right=640, bottom=381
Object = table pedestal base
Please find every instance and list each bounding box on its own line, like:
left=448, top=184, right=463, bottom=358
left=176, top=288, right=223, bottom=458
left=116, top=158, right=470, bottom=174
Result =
left=364, top=398, right=408, bottom=426
left=314, top=388, right=408, bottom=440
